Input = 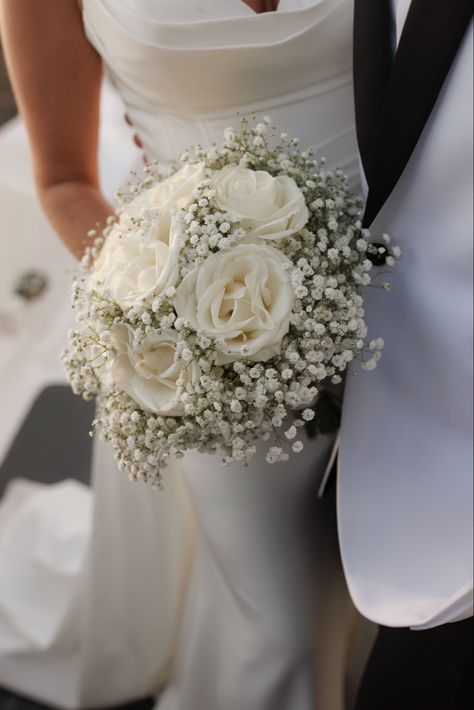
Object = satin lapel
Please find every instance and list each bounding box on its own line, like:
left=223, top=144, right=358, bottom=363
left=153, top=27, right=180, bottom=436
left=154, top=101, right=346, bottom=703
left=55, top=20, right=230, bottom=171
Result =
left=362, top=0, right=473, bottom=227
left=353, top=0, right=396, bottom=186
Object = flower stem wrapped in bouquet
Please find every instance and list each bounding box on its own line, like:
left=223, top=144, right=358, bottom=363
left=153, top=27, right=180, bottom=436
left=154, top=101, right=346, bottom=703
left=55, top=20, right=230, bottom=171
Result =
left=62, top=117, right=399, bottom=486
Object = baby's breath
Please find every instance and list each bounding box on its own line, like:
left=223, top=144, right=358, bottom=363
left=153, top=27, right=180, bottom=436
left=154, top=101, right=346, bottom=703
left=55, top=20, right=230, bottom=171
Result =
left=62, top=117, right=399, bottom=487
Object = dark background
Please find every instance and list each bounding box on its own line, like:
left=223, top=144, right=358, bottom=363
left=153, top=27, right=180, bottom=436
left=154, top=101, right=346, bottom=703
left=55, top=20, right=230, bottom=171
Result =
left=0, top=43, right=16, bottom=124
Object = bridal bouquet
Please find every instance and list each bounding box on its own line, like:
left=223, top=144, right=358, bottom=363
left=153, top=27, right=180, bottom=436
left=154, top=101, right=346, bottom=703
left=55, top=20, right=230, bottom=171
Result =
left=62, top=117, right=399, bottom=486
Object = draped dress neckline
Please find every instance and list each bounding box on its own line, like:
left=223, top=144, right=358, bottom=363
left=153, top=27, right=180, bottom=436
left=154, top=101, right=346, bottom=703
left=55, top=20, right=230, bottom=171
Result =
left=82, top=0, right=349, bottom=56
left=81, top=0, right=357, bottom=176
left=82, top=0, right=340, bottom=39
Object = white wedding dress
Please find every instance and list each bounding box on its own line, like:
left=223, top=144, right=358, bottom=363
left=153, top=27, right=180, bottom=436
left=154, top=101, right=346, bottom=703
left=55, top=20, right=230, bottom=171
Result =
left=0, top=1, right=365, bottom=709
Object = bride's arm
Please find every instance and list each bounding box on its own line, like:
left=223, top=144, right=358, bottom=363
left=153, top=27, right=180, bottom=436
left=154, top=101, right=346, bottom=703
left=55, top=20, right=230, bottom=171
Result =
left=0, top=0, right=113, bottom=259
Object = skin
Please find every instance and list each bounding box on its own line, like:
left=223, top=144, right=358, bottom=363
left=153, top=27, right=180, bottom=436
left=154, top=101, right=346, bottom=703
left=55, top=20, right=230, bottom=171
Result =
left=0, top=0, right=279, bottom=260
left=0, top=0, right=111, bottom=259
left=245, top=0, right=280, bottom=12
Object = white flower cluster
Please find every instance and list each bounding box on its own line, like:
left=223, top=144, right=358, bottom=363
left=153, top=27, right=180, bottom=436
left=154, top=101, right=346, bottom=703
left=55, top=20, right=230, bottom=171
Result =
left=62, top=117, right=399, bottom=487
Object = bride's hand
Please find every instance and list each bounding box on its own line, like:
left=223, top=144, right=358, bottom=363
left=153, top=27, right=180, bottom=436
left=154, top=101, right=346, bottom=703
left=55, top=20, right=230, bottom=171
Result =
left=0, top=0, right=113, bottom=259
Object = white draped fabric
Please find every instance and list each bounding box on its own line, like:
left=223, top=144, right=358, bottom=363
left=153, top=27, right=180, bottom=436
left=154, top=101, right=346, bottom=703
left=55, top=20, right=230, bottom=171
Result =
left=0, top=2, right=368, bottom=708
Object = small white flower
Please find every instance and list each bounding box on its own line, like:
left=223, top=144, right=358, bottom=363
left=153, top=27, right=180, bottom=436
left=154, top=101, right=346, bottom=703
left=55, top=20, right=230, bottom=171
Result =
left=218, top=237, right=230, bottom=250
left=181, top=348, right=194, bottom=362
left=230, top=400, right=243, bottom=414
left=295, top=285, right=308, bottom=298
left=255, top=395, right=268, bottom=409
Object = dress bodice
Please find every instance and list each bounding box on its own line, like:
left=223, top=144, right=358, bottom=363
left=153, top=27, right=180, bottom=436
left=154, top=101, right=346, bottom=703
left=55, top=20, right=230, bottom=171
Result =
left=83, top=0, right=358, bottom=184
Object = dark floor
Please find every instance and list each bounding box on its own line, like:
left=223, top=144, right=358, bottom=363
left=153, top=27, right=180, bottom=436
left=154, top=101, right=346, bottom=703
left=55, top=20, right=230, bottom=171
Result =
left=0, top=690, right=154, bottom=710
left=0, top=42, right=16, bottom=124
left=0, top=386, right=95, bottom=496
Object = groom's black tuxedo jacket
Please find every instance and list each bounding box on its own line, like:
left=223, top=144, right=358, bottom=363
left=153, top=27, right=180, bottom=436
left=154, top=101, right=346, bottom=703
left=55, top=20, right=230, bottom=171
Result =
left=322, top=0, right=473, bottom=495
left=354, top=0, right=473, bottom=227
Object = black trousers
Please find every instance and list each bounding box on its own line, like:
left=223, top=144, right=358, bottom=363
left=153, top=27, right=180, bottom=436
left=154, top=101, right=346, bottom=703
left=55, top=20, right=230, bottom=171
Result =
left=355, top=618, right=473, bottom=710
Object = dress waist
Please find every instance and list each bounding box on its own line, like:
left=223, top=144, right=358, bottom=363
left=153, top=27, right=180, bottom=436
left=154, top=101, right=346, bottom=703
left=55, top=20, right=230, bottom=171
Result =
left=119, top=75, right=359, bottom=189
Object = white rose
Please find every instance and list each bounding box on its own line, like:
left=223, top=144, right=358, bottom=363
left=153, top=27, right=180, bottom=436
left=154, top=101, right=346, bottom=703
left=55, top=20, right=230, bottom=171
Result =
left=174, top=243, right=294, bottom=364
left=109, top=325, right=196, bottom=415
left=91, top=210, right=182, bottom=310
left=131, top=162, right=206, bottom=211
left=213, top=166, right=309, bottom=240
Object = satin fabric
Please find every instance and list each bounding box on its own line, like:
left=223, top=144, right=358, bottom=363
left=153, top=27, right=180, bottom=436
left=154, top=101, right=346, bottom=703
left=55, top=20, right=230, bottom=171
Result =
left=83, top=0, right=359, bottom=188
left=0, top=1, right=366, bottom=707
left=338, top=0, right=474, bottom=630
